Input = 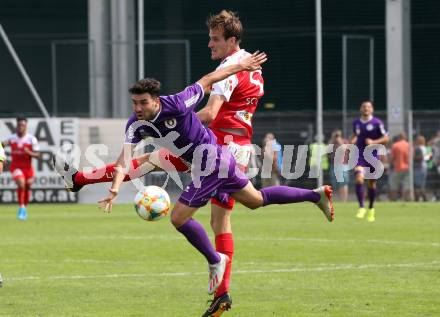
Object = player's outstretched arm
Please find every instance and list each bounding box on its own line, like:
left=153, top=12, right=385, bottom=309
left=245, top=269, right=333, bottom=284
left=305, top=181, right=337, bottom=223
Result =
left=196, top=94, right=225, bottom=123
left=24, top=147, right=41, bottom=158
left=197, top=51, right=267, bottom=94
left=98, top=144, right=135, bottom=212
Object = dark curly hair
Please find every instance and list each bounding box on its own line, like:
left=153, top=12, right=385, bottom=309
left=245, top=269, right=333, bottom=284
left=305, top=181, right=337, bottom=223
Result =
left=128, top=78, right=161, bottom=97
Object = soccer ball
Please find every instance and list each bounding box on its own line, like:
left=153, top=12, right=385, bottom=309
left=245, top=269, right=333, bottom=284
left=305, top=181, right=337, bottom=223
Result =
left=134, top=186, right=171, bottom=221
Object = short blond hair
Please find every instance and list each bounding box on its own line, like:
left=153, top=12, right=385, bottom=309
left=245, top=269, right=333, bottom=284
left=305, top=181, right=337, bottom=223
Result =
left=207, top=10, right=243, bottom=43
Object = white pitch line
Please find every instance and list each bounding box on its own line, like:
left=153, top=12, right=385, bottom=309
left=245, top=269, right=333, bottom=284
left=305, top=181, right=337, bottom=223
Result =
left=241, top=237, right=440, bottom=248
left=1, top=236, right=439, bottom=248
left=4, top=261, right=440, bottom=282
left=0, top=258, right=197, bottom=265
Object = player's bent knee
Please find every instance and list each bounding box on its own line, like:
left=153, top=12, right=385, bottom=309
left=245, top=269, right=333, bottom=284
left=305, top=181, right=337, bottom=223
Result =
left=367, top=180, right=377, bottom=189
left=170, top=210, right=184, bottom=228
left=16, top=180, right=25, bottom=188
left=355, top=175, right=364, bottom=184
left=243, top=198, right=263, bottom=210
left=252, top=191, right=265, bottom=209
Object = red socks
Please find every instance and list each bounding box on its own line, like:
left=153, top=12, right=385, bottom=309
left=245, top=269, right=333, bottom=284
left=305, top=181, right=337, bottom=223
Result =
left=74, top=159, right=140, bottom=186
left=73, top=151, right=190, bottom=187
left=17, top=188, right=25, bottom=206
left=215, top=233, right=234, bottom=297
left=24, top=184, right=31, bottom=206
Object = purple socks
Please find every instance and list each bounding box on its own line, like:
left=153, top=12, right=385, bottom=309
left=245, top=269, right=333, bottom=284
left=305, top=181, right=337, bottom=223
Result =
left=177, top=218, right=220, bottom=265
left=356, top=184, right=376, bottom=209
left=368, top=187, right=376, bottom=209
left=355, top=183, right=365, bottom=208
left=260, top=186, right=320, bottom=206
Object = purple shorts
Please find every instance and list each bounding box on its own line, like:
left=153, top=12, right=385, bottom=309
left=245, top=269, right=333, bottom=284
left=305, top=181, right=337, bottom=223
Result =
left=356, top=155, right=377, bottom=168
left=178, top=146, right=249, bottom=208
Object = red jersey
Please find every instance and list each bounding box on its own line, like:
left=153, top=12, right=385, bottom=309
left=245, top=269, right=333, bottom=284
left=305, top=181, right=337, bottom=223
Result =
left=7, top=133, right=39, bottom=169
left=208, top=49, right=264, bottom=140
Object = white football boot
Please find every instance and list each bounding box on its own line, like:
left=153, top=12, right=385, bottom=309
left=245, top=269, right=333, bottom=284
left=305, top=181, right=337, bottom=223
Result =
left=52, top=149, right=82, bottom=192
left=208, top=253, right=229, bottom=295
left=313, top=185, right=335, bottom=222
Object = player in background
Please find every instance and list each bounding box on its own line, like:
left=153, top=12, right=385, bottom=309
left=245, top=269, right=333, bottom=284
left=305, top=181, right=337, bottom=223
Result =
left=96, top=53, right=333, bottom=309
left=2, top=117, right=41, bottom=220
left=0, top=142, right=5, bottom=173
left=350, top=101, right=389, bottom=222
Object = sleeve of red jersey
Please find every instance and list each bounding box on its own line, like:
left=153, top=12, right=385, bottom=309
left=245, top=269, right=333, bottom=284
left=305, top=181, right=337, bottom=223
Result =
left=31, top=135, right=40, bottom=151
left=210, top=73, right=239, bottom=102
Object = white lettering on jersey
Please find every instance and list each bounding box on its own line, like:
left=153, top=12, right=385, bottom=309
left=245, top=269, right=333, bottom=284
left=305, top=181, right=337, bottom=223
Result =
left=249, top=70, right=264, bottom=94
left=184, top=93, right=201, bottom=108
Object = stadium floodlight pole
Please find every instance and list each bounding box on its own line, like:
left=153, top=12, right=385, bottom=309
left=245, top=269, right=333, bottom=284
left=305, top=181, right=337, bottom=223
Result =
left=137, top=0, right=144, bottom=79
left=0, top=24, right=50, bottom=119
left=315, top=0, right=323, bottom=187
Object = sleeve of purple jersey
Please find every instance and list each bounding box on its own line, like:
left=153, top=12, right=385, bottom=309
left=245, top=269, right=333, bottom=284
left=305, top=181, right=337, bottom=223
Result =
left=377, top=119, right=387, bottom=136
left=124, top=113, right=142, bottom=144
left=174, top=83, right=205, bottom=113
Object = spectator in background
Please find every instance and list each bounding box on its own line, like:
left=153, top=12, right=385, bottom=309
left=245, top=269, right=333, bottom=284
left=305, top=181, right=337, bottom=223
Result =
left=328, top=129, right=349, bottom=201
left=428, top=131, right=440, bottom=201
left=248, top=144, right=262, bottom=188
left=414, top=135, right=430, bottom=201
left=389, top=132, right=411, bottom=201
left=376, top=148, right=390, bottom=201
left=309, top=134, right=329, bottom=184
left=261, top=133, right=282, bottom=187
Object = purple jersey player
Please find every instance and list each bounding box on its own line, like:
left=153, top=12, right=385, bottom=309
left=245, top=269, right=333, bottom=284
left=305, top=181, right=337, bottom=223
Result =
left=98, top=51, right=334, bottom=296
left=350, top=100, right=389, bottom=222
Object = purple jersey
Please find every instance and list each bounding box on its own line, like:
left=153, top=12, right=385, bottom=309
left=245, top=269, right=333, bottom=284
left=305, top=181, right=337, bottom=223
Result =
left=352, top=116, right=387, bottom=166
left=124, top=82, right=249, bottom=207
left=125, top=83, right=216, bottom=163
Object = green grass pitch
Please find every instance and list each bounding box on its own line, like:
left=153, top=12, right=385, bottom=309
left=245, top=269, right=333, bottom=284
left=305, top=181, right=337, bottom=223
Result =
left=1, top=202, right=439, bottom=317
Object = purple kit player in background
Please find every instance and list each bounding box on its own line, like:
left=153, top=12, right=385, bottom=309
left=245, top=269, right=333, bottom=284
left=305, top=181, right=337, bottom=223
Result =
left=350, top=100, right=389, bottom=222
left=98, top=51, right=334, bottom=296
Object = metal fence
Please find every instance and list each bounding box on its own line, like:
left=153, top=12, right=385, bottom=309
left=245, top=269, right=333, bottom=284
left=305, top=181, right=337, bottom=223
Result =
left=251, top=110, right=440, bottom=201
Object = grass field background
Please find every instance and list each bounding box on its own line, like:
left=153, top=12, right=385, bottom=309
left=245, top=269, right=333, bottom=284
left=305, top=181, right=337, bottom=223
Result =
left=1, top=202, right=439, bottom=317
